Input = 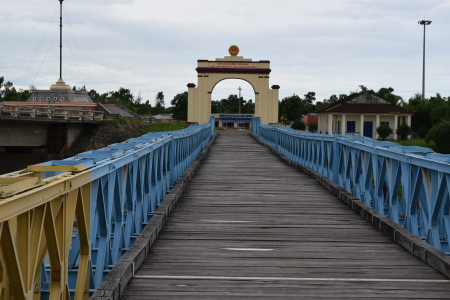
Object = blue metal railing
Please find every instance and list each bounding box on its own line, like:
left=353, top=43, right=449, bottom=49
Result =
left=40, top=117, right=215, bottom=297
left=252, top=117, right=450, bottom=254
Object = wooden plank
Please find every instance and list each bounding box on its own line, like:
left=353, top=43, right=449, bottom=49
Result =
left=121, top=131, right=450, bottom=299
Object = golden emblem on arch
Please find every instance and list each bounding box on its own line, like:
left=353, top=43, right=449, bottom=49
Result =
left=228, top=45, right=240, bottom=56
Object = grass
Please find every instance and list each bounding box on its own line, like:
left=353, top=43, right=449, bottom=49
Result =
left=107, top=118, right=132, bottom=126
left=141, top=122, right=187, bottom=134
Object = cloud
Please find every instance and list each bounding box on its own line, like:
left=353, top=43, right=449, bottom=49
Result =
left=1, top=0, right=449, bottom=105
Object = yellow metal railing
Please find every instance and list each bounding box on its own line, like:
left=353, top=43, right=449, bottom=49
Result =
left=0, top=166, right=91, bottom=299
left=0, top=119, right=214, bottom=299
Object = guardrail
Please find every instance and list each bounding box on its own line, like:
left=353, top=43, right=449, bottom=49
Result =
left=0, top=117, right=215, bottom=299
left=0, top=104, right=104, bottom=123
left=252, top=117, right=450, bottom=255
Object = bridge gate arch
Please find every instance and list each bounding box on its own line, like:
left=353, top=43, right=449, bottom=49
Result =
left=187, top=46, right=279, bottom=125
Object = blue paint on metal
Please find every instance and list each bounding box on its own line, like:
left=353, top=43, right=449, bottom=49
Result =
left=40, top=118, right=215, bottom=297
left=252, top=117, right=450, bottom=255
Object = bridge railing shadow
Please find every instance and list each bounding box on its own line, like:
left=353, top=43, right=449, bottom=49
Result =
left=0, top=117, right=215, bottom=299
left=253, top=117, right=450, bottom=255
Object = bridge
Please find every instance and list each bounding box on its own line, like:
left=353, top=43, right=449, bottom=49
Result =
left=1, top=118, right=450, bottom=299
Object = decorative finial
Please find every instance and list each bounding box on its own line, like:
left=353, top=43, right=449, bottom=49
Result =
left=228, top=45, right=239, bottom=56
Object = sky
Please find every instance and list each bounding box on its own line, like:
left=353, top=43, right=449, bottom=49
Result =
left=1, top=0, right=449, bottom=106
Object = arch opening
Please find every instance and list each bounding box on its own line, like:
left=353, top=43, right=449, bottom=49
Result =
left=211, top=79, right=255, bottom=129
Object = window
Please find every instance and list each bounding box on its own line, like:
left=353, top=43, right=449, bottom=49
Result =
left=347, top=121, right=356, bottom=133
left=39, top=97, right=44, bottom=101
left=380, top=122, right=389, bottom=126
left=333, top=120, right=341, bottom=133
left=60, top=97, right=65, bottom=101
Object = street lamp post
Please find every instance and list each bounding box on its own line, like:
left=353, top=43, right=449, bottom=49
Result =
left=418, top=20, right=431, bottom=101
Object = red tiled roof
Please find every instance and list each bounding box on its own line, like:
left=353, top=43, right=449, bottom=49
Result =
left=318, top=103, right=413, bottom=114
left=315, top=91, right=414, bottom=115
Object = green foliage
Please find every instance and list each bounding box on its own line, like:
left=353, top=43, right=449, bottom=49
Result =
left=0, top=76, right=34, bottom=101
left=405, top=93, right=450, bottom=138
left=107, top=118, right=131, bottom=126
left=308, top=121, right=318, bottom=133
left=426, top=121, right=450, bottom=154
left=376, top=87, right=403, bottom=104
left=291, top=119, right=306, bottom=130
left=279, top=93, right=315, bottom=122
left=376, top=124, right=393, bottom=141
left=141, top=122, right=187, bottom=134
left=211, top=94, right=254, bottom=114
left=136, top=104, right=152, bottom=115
left=396, top=122, right=412, bottom=140
left=153, top=91, right=166, bottom=114
left=109, top=87, right=134, bottom=104
left=170, top=92, right=188, bottom=120
left=395, top=139, right=436, bottom=150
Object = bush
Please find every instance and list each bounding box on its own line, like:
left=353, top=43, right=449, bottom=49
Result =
left=396, top=122, right=412, bottom=140
left=425, top=121, right=450, bottom=154
left=291, top=119, right=306, bottom=130
left=376, top=124, right=393, bottom=141
left=308, top=121, right=318, bottom=133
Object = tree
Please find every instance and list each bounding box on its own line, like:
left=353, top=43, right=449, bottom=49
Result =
left=428, top=93, right=449, bottom=126
left=303, top=91, right=316, bottom=104
left=110, top=87, right=134, bottom=104
left=376, top=124, right=393, bottom=141
left=171, top=92, right=188, bottom=120
left=291, top=118, right=306, bottom=130
left=136, top=104, right=152, bottom=115
left=405, top=93, right=431, bottom=137
left=396, top=122, right=412, bottom=140
left=376, top=87, right=403, bottom=104
left=135, top=91, right=143, bottom=105
left=154, top=91, right=165, bottom=114
left=279, top=94, right=303, bottom=122
left=426, top=121, right=450, bottom=154
left=0, top=79, right=16, bottom=101
left=308, top=121, right=318, bottom=133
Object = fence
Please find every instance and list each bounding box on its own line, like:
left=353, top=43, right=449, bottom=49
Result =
left=0, top=104, right=104, bottom=123
left=252, top=117, right=450, bottom=255
left=0, top=117, right=215, bottom=299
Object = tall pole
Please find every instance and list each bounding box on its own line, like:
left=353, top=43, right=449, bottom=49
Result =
left=59, top=0, right=64, bottom=79
left=238, top=86, right=242, bottom=114
left=418, top=20, right=431, bottom=101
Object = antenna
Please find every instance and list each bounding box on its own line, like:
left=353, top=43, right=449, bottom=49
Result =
left=59, top=0, right=63, bottom=79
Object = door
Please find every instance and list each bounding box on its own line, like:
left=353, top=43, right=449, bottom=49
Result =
left=363, top=121, right=373, bottom=138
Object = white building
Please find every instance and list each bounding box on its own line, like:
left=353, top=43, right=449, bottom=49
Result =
left=315, top=91, right=414, bottom=139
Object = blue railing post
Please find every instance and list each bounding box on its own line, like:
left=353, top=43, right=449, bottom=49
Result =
left=210, top=116, right=215, bottom=136
left=332, top=136, right=339, bottom=183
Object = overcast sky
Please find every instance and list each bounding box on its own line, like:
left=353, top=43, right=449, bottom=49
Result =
left=1, top=0, right=449, bottom=106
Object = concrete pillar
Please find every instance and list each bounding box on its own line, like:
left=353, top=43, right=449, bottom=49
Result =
left=375, top=114, right=380, bottom=139
left=342, top=114, right=347, bottom=135
left=394, top=114, right=398, bottom=140
left=327, top=114, right=333, bottom=134
left=359, top=115, right=365, bottom=136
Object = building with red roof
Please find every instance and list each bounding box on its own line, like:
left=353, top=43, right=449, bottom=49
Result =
left=314, top=91, right=414, bottom=139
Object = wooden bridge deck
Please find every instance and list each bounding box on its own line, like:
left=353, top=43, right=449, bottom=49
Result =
left=121, top=131, right=450, bottom=299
